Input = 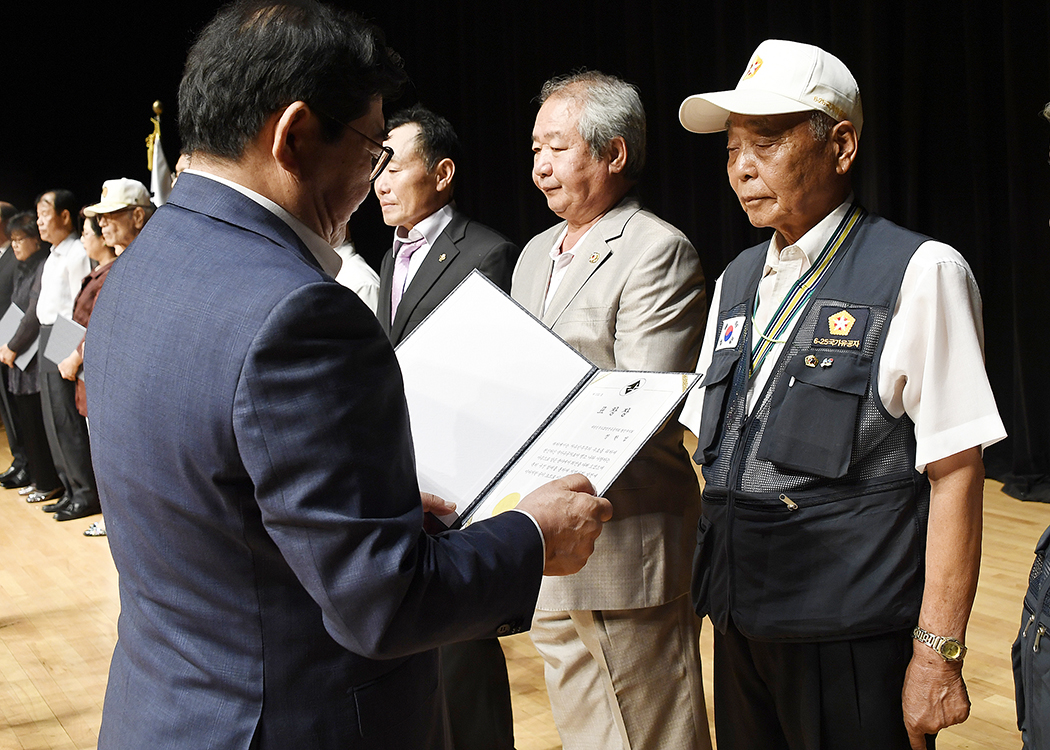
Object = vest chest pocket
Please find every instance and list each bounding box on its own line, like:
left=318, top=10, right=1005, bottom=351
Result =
left=694, top=347, right=743, bottom=465
left=758, top=352, right=871, bottom=478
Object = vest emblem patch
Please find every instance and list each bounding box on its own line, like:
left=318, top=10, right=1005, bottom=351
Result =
left=717, top=315, right=745, bottom=351
left=813, top=306, right=869, bottom=350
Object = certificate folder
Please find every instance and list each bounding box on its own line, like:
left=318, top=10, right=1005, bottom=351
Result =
left=43, top=315, right=87, bottom=380
left=0, top=304, right=39, bottom=371
left=395, top=271, right=699, bottom=528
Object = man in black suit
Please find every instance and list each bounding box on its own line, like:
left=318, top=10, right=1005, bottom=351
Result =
left=0, top=201, right=30, bottom=489
left=374, top=106, right=521, bottom=750
left=375, top=106, right=519, bottom=345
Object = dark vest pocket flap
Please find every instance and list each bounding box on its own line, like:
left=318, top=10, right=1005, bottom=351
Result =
left=759, top=353, right=872, bottom=478
left=695, top=348, right=743, bottom=464
left=786, top=352, right=870, bottom=394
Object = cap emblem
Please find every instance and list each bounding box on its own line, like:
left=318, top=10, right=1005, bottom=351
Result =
left=743, top=56, right=763, bottom=80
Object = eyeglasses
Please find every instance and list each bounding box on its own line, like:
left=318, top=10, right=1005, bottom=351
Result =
left=312, top=105, right=393, bottom=182
left=346, top=123, right=394, bottom=182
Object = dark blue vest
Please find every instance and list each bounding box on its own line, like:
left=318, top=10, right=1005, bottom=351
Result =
left=693, top=210, right=931, bottom=641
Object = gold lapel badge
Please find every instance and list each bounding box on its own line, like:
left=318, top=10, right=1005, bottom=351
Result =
left=588, top=252, right=600, bottom=263
left=805, top=355, right=818, bottom=368
left=438, top=254, right=447, bottom=262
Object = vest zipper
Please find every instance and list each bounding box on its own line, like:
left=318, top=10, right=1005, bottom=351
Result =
left=1023, top=613, right=1036, bottom=637
left=779, top=494, right=799, bottom=511
left=1035, top=625, right=1046, bottom=654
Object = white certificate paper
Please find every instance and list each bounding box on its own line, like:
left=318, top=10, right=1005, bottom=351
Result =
left=395, top=271, right=699, bottom=528
left=463, top=371, right=697, bottom=526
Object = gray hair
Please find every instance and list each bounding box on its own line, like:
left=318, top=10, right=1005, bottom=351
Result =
left=809, top=110, right=838, bottom=142
left=538, top=70, right=646, bottom=180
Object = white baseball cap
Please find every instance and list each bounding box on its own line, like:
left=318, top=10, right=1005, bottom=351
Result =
left=679, top=39, right=863, bottom=137
left=83, top=178, right=152, bottom=217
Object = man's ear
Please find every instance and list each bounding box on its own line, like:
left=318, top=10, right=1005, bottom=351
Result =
left=132, top=207, right=147, bottom=230
left=830, top=120, right=859, bottom=175
left=606, top=136, right=628, bottom=175
left=433, top=158, right=455, bottom=193
left=271, top=101, right=314, bottom=177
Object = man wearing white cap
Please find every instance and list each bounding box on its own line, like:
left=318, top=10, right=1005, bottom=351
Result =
left=85, top=178, right=154, bottom=253
left=678, top=40, right=1005, bottom=749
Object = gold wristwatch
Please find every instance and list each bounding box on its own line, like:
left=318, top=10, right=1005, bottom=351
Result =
left=912, top=626, right=967, bottom=662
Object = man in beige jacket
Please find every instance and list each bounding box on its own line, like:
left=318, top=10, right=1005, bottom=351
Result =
left=512, top=70, right=711, bottom=750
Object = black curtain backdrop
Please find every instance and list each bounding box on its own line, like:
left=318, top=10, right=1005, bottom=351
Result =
left=3, top=1, right=1048, bottom=497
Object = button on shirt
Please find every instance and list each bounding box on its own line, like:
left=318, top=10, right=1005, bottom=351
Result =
left=681, top=197, right=1006, bottom=472
left=36, top=234, right=90, bottom=325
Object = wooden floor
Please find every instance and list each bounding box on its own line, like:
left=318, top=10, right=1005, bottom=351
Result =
left=0, top=430, right=1047, bottom=749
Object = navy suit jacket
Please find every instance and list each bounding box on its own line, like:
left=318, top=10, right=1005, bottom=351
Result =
left=86, top=173, right=544, bottom=750
left=377, top=210, right=519, bottom=345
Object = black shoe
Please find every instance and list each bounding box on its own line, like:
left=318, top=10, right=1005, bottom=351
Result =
left=53, top=499, right=101, bottom=522
left=1, top=467, right=31, bottom=489
left=0, top=463, right=21, bottom=482
left=43, top=495, right=71, bottom=513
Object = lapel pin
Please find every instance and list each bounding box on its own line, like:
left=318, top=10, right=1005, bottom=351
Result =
left=820, top=357, right=834, bottom=368
left=805, top=355, right=818, bottom=368
left=589, top=252, right=600, bottom=263
left=438, top=254, right=446, bottom=262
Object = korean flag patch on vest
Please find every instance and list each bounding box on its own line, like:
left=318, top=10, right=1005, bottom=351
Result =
left=716, top=315, right=745, bottom=351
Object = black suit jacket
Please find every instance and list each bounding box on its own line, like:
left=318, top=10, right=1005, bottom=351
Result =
left=86, top=174, right=544, bottom=750
left=378, top=210, right=519, bottom=345
left=0, top=245, right=18, bottom=314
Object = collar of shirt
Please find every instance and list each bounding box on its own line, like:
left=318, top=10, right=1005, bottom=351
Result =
left=50, top=233, right=78, bottom=258
left=184, top=169, right=343, bottom=278
left=762, top=193, right=856, bottom=280
left=542, top=223, right=599, bottom=314
left=391, top=203, right=454, bottom=257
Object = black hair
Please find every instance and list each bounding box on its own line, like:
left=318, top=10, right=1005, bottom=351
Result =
left=385, top=104, right=461, bottom=174
left=35, top=189, right=79, bottom=233
left=7, top=212, right=40, bottom=239
left=178, top=0, right=407, bottom=159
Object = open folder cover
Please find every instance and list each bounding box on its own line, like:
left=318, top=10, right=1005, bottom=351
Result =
left=395, top=271, right=699, bottom=528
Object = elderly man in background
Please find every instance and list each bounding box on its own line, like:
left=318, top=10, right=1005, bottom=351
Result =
left=85, top=2, right=611, bottom=748
left=512, top=70, right=710, bottom=750
left=678, top=40, right=1006, bottom=749
left=85, top=178, right=154, bottom=253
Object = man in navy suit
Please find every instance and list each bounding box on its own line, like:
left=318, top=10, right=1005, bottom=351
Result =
left=375, top=105, right=519, bottom=345
left=85, top=3, right=611, bottom=749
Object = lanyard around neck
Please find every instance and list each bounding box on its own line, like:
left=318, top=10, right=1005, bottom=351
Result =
left=749, top=203, right=866, bottom=377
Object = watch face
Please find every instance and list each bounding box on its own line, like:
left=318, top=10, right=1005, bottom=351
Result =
left=940, top=641, right=962, bottom=660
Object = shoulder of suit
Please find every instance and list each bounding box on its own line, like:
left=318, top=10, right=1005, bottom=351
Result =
left=613, top=204, right=691, bottom=243
left=450, top=214, right=519, bottom=251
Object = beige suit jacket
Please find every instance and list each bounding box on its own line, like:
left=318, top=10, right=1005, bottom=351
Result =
left=512, top=197, right=707, bottom=611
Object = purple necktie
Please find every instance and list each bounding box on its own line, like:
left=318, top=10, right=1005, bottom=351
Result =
left=390, top=236, right=427, bottom=324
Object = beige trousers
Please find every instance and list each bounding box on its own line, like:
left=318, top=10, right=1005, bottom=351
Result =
left=530, top=594, right=712, bottom=750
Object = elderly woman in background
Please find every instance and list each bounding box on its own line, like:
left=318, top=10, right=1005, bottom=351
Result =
left=0, top=212, right=62, bottom=505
